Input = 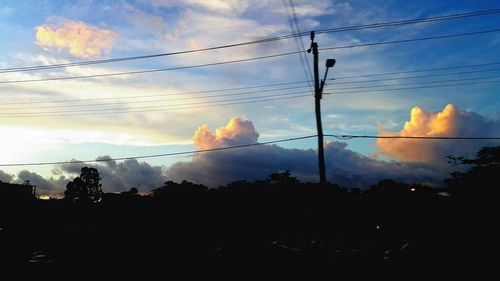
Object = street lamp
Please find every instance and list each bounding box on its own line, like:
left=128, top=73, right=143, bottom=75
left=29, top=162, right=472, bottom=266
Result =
left=320, top=59, right=336, bottom=93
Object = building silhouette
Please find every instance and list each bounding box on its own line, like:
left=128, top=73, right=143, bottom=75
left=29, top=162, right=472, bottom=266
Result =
left=0, top=180, right=36, bottom=201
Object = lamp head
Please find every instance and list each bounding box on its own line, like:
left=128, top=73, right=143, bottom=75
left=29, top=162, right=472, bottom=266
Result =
left=325, top=59, right=336, bottom=68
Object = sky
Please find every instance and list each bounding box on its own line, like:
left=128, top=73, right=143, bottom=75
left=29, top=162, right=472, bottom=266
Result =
left=0, top=0, right=499, bottom=196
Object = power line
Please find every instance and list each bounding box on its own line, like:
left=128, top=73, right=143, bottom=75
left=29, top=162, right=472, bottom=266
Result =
left=326, top=79, right=500, bottom=95
left=331, top=68, right=500, bottom=84
left=284, top=0, right=315, bottom=95
left=2, top=74, right=500, bottom=115
left=0, top=90, right=310, bottom=115
left=0, top=84, right=311, bottom=110
left=3, top=61, right=500, bottom=107
left=0, top=51, right=300, bottom=84
left=1, top=61, right=499, bottom=107
left=314, top=8, right=500, bottom=35
left=331, top=62, right=500, bottom=79
left=320, top=28, right=500, bottom=52
left=0, top=135, right=319, bottom=167
left=0, top=37, right=300, bottom=75
left=5, top=74, right=497, bottom=112
left=330, top=74, right=500, bottom=91
left=0, top=80, right=310, bottom=105
left=2, top=8, right=499, bottom=74
left=2, top=63, right=499, bottom=114
left=3, top=27, right=500, bottom=85
left=0, top=93, right=311, bottom=118
left=326, top=134, right=500, bottom=140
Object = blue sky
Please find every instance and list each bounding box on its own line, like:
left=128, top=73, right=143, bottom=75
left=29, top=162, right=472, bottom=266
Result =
left=0, top=0, right=499, bottom=196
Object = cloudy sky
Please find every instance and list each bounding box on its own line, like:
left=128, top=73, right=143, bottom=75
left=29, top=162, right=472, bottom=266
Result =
left=0, top=0, right=499, bottom=196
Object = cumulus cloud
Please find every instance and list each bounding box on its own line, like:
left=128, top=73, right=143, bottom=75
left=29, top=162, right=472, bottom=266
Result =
left=17, top=170, right=54, bottom=190
left=56, top=156, right=167, bottom=193
left=193, top=117, right=259, bottom=149
left=377, top=104, right=500, bottom=163
left=166, top=117, right=444, bottom=188
left=35, top=17, right=117, bottom=58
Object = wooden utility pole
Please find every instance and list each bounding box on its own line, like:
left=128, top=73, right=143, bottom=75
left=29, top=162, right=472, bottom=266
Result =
left=309, top=31, right=326, bottom=185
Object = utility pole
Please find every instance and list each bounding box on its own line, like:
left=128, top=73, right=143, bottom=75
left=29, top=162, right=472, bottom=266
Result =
left=308, top=31, right=335, bottom=185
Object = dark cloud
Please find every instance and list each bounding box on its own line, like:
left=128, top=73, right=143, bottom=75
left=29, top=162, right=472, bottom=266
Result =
left=0, top=169, right=14, bottom=182
left=17, top=170, right=53, bottom=188
left=53, top=159, right=82, bottom=175
left=166, top=140, right=444, bottom=188
left=323, top=142, right=443, bottom=188
left=166, top=117, right=445, bottom=188
left=15, top=170, right=68, bottom=197
left=1, top=156, right=167, bottom=196
left=57, top=156, right=167, bottom=193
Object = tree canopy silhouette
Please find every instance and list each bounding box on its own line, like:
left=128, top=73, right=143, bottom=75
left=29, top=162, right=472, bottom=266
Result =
left=446, top=145, right=500, bottom=197
left=152, top=180, right=208, bottom=197
left=64, top=167, right=103, bottom=203
left=266, top=170, right=300, bottom=186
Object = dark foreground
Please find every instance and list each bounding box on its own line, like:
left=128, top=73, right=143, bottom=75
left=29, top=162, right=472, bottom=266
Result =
left=0, top=181, right=496, bottom=274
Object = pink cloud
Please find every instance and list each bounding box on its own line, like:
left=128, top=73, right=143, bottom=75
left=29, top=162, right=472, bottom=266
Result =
left=193, top=117, right=259, bottom=150
left=35, top=17, right=117, bottom=58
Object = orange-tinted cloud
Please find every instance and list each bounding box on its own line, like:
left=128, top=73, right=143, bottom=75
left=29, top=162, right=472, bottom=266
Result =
left=377, top=104, right=499, bottom=163
left=193, top=117, right=259, bottom=150
left=35, top=17, right=117, bottom=58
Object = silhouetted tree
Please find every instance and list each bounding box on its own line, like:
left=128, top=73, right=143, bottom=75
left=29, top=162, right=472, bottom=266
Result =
left=446, top=145, right=500, bottom=197
left=266, top=170, right=300, bottom=187
left=152, top=180, right=207, bottom=197
left=447, top=146, right=500, bottom=167
left=64, top=167, right=103, bottom=203
left=221, top=180, right=268, bottom=192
